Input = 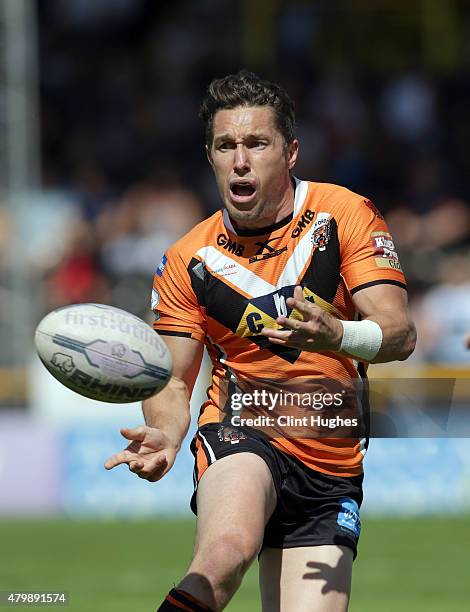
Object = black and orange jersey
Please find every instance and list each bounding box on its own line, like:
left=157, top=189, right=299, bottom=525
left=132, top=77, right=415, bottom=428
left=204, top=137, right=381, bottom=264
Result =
left=151, top=180, right=406, bottom=476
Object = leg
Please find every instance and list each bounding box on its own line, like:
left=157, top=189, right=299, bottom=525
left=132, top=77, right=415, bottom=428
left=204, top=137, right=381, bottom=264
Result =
left=178, top=452, right=277, bottom=611
left=259, top=545, right=353, bottom=612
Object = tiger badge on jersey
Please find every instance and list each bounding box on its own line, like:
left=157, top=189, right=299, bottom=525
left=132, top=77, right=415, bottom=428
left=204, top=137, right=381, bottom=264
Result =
left=371, top=231, right=401, bottom=271
left=217, top=424, right=247, bottom=445
left=312, top=213, right=331, bottom=251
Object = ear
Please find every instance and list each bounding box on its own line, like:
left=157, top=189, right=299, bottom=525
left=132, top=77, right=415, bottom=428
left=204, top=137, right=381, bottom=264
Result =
left=287, top=139, right=299, bottom=171
left=206, top=144, right=214, bottom=168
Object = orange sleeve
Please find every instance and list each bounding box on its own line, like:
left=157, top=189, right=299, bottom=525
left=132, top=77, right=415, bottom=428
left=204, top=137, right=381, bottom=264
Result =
left=338, top=197, right=407, bottom=294
left=151, top=248, right=206, bottom=342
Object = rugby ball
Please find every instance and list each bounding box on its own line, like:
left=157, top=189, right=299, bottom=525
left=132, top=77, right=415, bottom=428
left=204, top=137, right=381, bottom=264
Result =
left=34, top=303, right=172, bottom=403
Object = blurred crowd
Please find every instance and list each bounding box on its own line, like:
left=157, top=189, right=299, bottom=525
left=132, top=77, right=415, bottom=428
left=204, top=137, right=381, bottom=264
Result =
left=2, top=0, right=470, bottom=366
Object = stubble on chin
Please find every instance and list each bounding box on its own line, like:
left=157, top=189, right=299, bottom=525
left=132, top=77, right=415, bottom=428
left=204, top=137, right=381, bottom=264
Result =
left=225, top=201, right=264, bottom=226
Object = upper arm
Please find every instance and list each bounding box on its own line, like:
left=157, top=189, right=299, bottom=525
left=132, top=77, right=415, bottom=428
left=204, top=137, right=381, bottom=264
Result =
left=338, top=196, right=406, bottom=295
left=150, top=246, right=206, bottom=394
left=351, top=283, right=411, bottom=320
left=152, top=247, right=207, bottom=343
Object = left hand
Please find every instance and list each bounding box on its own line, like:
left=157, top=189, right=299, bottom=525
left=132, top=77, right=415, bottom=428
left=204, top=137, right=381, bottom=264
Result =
left=104, top=425, right=177, bottom=482
left=261, top=286, right=344, bottom=352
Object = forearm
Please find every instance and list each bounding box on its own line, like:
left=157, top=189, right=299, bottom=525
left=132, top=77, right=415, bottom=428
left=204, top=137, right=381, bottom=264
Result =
left=342, top=285, right=417, bottom=364
left=142, top=376, right=191, bottom=451
left=366, top=312, right=416, bottom=363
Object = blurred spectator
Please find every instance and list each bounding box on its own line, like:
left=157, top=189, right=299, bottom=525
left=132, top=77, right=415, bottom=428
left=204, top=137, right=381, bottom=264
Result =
left=415, top=251, right=470, bottom=364
left=42, top=219, right=111, bottom=311
left=387, top=197, right=470, bottom=293
left=99, top=178, right=203, bottom=279
left=380, top=73, right=437, bottom=146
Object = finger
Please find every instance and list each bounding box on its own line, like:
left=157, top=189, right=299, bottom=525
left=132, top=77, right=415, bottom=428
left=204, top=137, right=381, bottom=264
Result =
left=262, top=331, right=302, bottom=348
left=294, top=285, right=304, bottom=301
left=140, top=454, right=168, bottom=478
left=128, top=460, right=145, bottom=473
left=120, top=426, right=147, bottom=442
left=261, top=327, right=292, bottom=341
left=147, top=456, right=170, bottom=482
left=275, top=317, right=308, bottom=333
left=130, top=454, right=168, bottom=481
left=266, top=337, right=288, bottom=346
left=267, top=335, right=305, bottom=349
left=104, top=450, right=140, bottom=470
left=286, top=286, right=306, bottom=311
left=286, top=296, right=317, bottom=320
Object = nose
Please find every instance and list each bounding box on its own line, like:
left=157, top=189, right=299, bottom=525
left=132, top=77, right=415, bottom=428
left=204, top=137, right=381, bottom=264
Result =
left=234, top=144, right=250, bottom=174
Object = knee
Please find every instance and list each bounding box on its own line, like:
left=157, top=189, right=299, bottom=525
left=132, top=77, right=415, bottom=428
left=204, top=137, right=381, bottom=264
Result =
left=192, top=530, right=259, bottom=588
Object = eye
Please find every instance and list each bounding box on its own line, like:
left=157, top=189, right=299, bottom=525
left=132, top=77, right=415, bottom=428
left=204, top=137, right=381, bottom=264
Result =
left=249, top=140, right=267, bottom=149
left=217, top=141, right=235, bottom=151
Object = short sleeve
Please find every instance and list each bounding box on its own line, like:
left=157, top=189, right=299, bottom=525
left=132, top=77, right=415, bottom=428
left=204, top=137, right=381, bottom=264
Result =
left=338, top=198, right=407, bottom=295
left=151, top=249, right=206, bottom=342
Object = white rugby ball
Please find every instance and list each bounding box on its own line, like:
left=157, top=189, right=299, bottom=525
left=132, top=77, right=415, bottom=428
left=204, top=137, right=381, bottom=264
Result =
left=34, top=303, right=172, bottom=403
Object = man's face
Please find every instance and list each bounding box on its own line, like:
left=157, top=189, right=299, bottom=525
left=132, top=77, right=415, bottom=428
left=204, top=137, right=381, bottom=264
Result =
left=207, top=106, right=298, bottom=228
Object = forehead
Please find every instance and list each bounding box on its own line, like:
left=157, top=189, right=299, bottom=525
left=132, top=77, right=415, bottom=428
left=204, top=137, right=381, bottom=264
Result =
left=212, top=106, right=277, bottom=138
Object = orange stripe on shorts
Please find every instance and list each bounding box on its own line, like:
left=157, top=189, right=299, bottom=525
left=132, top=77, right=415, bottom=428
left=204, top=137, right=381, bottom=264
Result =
left=195, top=435, right=209, bottom=481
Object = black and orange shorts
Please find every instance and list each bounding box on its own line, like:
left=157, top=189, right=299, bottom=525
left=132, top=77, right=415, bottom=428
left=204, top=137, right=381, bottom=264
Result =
left=190, top=423, right=364, bottom=558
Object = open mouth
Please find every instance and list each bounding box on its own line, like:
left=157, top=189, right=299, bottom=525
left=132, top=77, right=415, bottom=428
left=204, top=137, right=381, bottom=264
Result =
left=229, top=180, right=257, bottom=203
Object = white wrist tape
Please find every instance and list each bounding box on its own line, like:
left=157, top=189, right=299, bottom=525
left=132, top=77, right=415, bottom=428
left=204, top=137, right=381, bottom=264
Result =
left=340, top=320, right=383, bottom=362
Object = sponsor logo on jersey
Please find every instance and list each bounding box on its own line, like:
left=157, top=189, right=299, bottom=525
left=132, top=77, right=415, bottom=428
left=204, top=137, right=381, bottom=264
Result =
left=291, top=209, right=315, bottom=238
left=212, top=262, right=238, bottom=277
left=375, top=257, right=402, bottom=270
left=156, top=254, right=167, bottom=277
left=371, top=231, right=401, bottom=269
left=337, top=497, right=361, bottom=537
left=249, top=236, right=287, bottom=263
left=312, top=214, right=331, bottom=251
left=217, top=233, right=245, bottom=256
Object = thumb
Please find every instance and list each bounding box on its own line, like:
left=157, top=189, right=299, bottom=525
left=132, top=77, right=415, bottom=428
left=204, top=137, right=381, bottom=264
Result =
left=120, top=426, right=147, bottom=442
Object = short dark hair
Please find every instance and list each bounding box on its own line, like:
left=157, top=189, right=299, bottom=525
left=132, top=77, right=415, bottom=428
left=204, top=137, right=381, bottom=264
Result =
left=199, top=70, right=296, bottom=147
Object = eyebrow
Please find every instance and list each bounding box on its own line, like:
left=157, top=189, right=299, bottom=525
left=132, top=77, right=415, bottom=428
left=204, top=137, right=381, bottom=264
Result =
left=213, top=132, right=271, bottom=144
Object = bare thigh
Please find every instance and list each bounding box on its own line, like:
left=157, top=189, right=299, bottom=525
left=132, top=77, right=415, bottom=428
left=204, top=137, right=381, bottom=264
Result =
left=259, top=545, right=353, bottom=612
left=193, top=452, right=277, bottom=555
left=180, top=452, right=277, bottom=610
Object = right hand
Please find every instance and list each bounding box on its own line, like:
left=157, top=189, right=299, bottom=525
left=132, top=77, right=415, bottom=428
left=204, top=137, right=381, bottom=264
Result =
left=104, top=425, right=177, bottom=482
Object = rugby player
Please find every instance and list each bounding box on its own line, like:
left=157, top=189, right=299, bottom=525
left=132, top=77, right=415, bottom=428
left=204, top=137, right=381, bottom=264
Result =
left=105, top=71, right=416, bottom=612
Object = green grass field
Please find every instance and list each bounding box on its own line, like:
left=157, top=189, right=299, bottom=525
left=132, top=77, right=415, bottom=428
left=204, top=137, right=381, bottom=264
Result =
left=0, top=517, right=469, bottom=611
